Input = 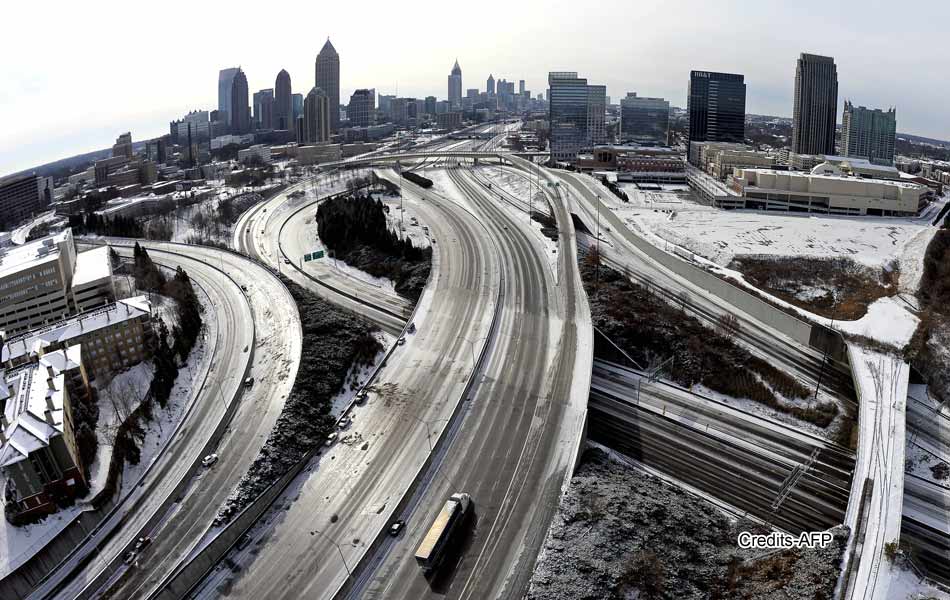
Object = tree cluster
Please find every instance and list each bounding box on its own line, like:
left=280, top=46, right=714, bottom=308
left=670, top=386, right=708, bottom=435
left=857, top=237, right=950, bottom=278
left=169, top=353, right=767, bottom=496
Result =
left=600, top=175, right=629, bottom=202
left=69, top=213, right=144, bottom=238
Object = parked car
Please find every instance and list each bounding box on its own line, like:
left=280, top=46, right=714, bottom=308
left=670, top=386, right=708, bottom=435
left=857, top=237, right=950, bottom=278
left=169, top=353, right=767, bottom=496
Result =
left=202, top=453, right=218, bottom=468
left=284, top=258, right=291, bottom=264
left=244, top=377, right=254, bottom=387
left=325, top=432, right=339, bottom=446
left=389, top=520, right=406, bottom=536
left=396, top=337, right=406, bottom=346
left=355, top=391, right=368, bottom=405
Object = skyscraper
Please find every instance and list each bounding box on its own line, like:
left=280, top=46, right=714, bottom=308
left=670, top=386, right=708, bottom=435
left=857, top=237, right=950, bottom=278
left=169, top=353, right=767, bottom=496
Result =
left=274, top=69, right=293, bottom=131
left=230, top=68, right=250, bottom=134
left=303, top=87, right=330, bottom=143
left=620, top=93, right=670, bottom=145
left=842, top=101, right=897, bottom=164
left=218, top=67, right=239, bottom=126
left=487, top=74, right=495, bottom=95
left=348, top=89, right=374, bottom=128
left=519, top=80, right=525, bottom=95
left=448, top=60, right=462, bottom=109
left=792, top=53, right=838, bottom=155
left=424, top=96, right=437, bottom=116
left=315, top=39, right=340, bottom=133
left=687, top=70, right=746, bottom=146
left=587, top=85, right=607, bottom=146
left=253, top=89, right=274, bottom=130
left=548, top=71, right=605, bottom=161
left=292, top=93, right=304, bottom=123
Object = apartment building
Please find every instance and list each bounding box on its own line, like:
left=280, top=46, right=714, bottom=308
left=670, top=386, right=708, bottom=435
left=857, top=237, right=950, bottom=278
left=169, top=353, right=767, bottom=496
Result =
left=2, top=295, right=152, bottom=381
left=1, top=348, right=90, bottom=522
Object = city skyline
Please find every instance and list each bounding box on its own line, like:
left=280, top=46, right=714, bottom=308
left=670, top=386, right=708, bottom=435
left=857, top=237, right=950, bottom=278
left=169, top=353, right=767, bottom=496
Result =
left=2, top=0, right=949, bottom=175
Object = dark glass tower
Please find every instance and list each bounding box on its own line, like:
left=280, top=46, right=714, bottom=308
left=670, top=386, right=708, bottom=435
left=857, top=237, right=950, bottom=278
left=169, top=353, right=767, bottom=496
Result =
left=687, top=71, right=746, bottom=145
left=792, top=53, right=838, bottom=155
left=230, top=68, right=250, bottom=134
left=274, top=69, right=293, bottom=131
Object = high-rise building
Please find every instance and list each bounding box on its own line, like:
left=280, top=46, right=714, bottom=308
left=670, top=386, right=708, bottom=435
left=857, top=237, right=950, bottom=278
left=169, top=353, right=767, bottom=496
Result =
left=842, top=101, right=897, bottom=165
left=587, top=85, right=607, bottom=146
left=292, top=93, right=304, bottom=123
left=315, top=39, right=340, bottom=133
left=424, top=96, right=437, bottom=116
left=253, top=89, right=274, bottom=130
left=487, top=74, right=495, bottom=95
left=448, top=60, right=462, bottom=109
left=303, top=87, right=330, bottom=143
left=620, top=93, right=670, bottom=145
left=348, top=89, right=374, bottom=128
left=548, top=71, right=606, bottom=161
left=218, top=67, right=239, bottom=126
left=377, top=94, right=395, bottom=120
left=391, top=98, right=409, bottom=126
left=792, top=53, right=838, bottom=155
left=274, top=69, right=293, bottom=131
left=687, top=70, right=746, bottom=146
left=230, top=68, right=250, bottom=134
left=519, top=79, right=526, bottom=95
left=0, top=173, right=52, bottom=230
left=112, top=132, right=133, bottom=159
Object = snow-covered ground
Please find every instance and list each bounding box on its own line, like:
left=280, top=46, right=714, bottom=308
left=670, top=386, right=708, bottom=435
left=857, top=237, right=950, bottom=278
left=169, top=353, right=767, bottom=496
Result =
left=329, top=331, right=394, bottom=417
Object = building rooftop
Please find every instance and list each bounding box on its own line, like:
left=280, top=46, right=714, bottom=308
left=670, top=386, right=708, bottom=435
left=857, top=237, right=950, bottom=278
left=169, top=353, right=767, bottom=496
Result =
left=72, top=246, right=112, bottom=288
left=2, top=295, right=151, bottom=364
left=739, top=168, right=926, bottom=190
left=0, top=229, right=71, bottom=281
left=0, top=349, right=74, bottom=467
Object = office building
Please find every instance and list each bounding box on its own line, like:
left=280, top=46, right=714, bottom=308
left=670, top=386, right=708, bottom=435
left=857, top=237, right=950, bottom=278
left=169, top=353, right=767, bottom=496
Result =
left=424, top=96, right=437, bottom=116
left=217, top=67, right=239, bottom=127
left=377, top=94, right=394, bottom=120
left=238, top=144, right=272, bottom=164
left=0, top=230, right=115, bottom=336
left=292, top=93, right=303, bottom=122
left=0, top=174, right=53, bottom=230
left=253, top=89, right=274, bottom=130
left=170, top=110, right=210, bottom=142
left=687, top=71, right=746, bottom=148
left=841, top=101, right=896, bottom=165
left=112, top=132, right=133, bottom=160
left=519, top=79, right=525, bottom=95
left=448, top=60, right=462, bottom=109
left=487, top=74, right=495, bottom=95
left=348, top=89, right=374, bottom=128
left=230, top=68, right=250, bottom=134
left=303, top=87, right=330, bottom=144
left=587, top=85, right=607, bottom=146
left=274, top=69, right=293, bottom=131
left=548, top=71, right=606, bottom=162
left=437, top=112, right=462, bottom=131
left=620, top=93, right=670, bottom=145
left=792, top=53, right=838, bottom=155
left=315, top=39, right=340, bottom=133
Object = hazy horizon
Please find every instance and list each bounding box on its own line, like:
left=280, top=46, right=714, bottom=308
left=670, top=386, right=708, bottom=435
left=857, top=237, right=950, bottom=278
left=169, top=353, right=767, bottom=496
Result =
left=3, top=0, right=948, bottom=176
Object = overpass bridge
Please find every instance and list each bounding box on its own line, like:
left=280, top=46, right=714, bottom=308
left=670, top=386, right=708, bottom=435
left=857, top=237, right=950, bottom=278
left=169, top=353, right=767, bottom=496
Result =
left=318, top=150, right=548, bottom=169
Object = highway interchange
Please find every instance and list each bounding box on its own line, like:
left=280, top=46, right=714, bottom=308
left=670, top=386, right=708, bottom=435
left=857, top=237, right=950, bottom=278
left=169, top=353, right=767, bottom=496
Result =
left=10, top=125, right=947, bottom=600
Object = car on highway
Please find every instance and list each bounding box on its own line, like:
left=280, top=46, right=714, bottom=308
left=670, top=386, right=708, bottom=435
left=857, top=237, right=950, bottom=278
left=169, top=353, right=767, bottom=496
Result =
left=123, top=551, right=137, bottom=565
left=244, top=376, right=254, bottom=387
left=284, top=258, right=291, bottom=264
left=134, top=536, right=152, bottom=552
left=389, top=520, right=405, bottom=537
left=396, top=337, right=406, bottom=346
left=202, top=453, right=219, bottom=468
left=355, top=390, right=368, bottom=405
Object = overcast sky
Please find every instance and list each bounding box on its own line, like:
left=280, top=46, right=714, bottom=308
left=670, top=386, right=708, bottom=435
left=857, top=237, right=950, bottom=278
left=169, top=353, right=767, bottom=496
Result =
left=2, top=0, right=947, bottom=176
